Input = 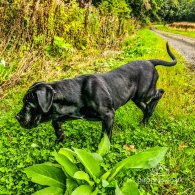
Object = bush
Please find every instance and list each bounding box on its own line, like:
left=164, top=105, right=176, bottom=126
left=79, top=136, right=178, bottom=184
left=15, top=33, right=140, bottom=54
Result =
left=25, top=134, right=168, bottom=194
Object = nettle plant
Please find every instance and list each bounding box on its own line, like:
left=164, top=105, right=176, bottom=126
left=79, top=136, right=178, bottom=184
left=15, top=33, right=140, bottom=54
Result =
left=25, top=134, right=168, bottom=195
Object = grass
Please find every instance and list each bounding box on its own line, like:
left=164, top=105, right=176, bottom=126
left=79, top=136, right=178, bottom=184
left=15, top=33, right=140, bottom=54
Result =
left=155, top=24, right=195, bottom=38
left=0, top=29, right=194, bottom=194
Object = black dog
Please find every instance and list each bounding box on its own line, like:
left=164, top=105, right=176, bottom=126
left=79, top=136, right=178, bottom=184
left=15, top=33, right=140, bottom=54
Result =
left=16, top=43, right=177, bottom=142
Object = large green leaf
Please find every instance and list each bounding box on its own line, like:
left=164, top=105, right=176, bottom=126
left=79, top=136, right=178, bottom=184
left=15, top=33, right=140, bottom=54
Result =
left=115, top=182, right=123, bottom=195
left=73, top=148, right=101, bottom=180
left=101, top=170, right=111, bottom=180
left=73, top=171, right=94, bottom=186
left=91, top=187, right=99, bottom=195
left=108, top=147, right=168, bottom=181
left=115, top=179, right=140, bottom=195
left=24, top=163, right=66, bottom=188
left=102, top=179, right=109, bottom=187
left=91, top=153, right=103, bottom=164
left=97, top=133, right=110, bottom=157
left=71, top=185, right=92, bottom=195
left=121, top=179, right=140, bottom=195
left=33, top=187, right=64, bottom=195
left=64, top=178, right=78, bottom=195
left=53, top=152, right=79, bottom=178
left=58, top=148, right=76, bottom=163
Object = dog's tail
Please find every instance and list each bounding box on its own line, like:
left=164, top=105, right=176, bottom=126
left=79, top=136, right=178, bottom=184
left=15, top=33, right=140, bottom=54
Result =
left=150, top=42, right=177, bottom=67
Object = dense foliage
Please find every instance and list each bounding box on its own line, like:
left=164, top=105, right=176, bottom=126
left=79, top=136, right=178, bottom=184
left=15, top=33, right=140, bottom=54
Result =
left=159, top=0, right=195, bottom=22
left=1, top=0, right=194, bottom=93
left=0, top=0, right=136, bottom=93
left=92, top=0, right=195, bottom=22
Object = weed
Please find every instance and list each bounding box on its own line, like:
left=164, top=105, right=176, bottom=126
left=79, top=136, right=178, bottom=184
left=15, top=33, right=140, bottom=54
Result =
left=24, top=134, right=167, bottom=194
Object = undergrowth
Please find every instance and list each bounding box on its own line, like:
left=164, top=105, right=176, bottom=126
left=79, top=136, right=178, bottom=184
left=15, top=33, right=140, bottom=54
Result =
left=0, top=0, right=135, bottom=95
left=0, top=29, right=194, bottom=194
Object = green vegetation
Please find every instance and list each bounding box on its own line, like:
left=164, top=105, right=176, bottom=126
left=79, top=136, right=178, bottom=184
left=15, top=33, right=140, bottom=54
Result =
left=155, top=24, right=195, bottom=38
left=25, top=134, right=168, bottom=194
left=93, top=0, right=195, bottom=23
left=0, top=29, right=194, bottom=194
left=0, top=0, right=135, bottom=95
left=0, top=0, right=195, bottom=194
left=158, top=0, right=195, bottom=22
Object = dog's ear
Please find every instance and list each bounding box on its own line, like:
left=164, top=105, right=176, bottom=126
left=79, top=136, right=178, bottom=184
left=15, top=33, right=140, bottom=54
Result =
left=36, top=85, right=54, bottom=113
left=29, top=81, right=45, bottom=91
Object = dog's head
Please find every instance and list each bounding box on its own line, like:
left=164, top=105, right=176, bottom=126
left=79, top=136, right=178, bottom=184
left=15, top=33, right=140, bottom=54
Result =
left=16, top=82, right=54, bottom=129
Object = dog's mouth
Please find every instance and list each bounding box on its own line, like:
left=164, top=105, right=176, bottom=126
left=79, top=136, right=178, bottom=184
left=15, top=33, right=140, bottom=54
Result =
left=16, top=114, right=41, bottom=129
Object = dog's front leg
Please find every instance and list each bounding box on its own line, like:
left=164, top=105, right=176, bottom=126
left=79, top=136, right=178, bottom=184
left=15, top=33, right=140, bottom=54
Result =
left=52, top=119, right=65, bottom=143
left=101, top=110, right=115, bottom=141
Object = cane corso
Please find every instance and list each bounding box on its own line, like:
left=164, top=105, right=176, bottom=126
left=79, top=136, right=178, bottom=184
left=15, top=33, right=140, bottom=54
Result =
left=16, top=43, right=177, bottom=142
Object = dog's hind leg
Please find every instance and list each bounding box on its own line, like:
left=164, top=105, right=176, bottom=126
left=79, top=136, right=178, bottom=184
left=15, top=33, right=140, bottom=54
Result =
left=142, top=89, right=164, bottom=124
left=132, top=99, right=147, bottom=113
left=101, top=109, right=115, bottom=140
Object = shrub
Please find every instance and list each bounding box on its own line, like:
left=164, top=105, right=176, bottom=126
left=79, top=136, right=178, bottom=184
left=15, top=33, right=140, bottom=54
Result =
left=25, top=134, right=168, bottom=194
left=46, top=36, right=74, bottom=58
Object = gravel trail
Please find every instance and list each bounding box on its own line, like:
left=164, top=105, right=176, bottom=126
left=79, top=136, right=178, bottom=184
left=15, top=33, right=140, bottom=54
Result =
left=151, top=28, right=195, bottom=69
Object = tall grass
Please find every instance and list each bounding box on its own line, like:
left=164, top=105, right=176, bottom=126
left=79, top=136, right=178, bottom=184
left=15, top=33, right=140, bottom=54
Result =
left=155, top=24, right=195, bottom=38
left=169, top=22, right=195, bottom=30
left=0, top=0, right=136, bottom=98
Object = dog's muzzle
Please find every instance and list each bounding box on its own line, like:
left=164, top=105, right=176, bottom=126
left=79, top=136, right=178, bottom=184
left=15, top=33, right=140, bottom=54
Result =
left=16, top=112, right=39, bottom=129
left=16, top=113, right=30, bottom=128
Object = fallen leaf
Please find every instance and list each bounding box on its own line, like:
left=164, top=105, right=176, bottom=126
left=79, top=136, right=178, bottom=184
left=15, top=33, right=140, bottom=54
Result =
left=178, top=144, right=188, bottom=151
left=123, top=144, right=136, bottom=152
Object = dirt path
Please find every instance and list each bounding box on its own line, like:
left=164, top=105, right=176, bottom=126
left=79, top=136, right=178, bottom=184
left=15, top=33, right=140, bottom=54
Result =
left=151, top=28, right=195, bottom=69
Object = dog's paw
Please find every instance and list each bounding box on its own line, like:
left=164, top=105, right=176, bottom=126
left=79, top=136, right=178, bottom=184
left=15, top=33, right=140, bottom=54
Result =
left=140, top=118, right=148, bottom=126
left=56, top=133, right=65, bottom=144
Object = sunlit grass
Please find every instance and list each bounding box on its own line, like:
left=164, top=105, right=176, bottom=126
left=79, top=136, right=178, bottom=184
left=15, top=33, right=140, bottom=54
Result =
left=0, top=29, right=194, bottom=194
left=155, top=24, right=195, bottom=38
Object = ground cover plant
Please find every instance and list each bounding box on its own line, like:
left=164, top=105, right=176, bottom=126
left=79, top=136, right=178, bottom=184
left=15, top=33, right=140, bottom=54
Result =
left=0, top=29, right=194, bottom=194
left=24, top=134, right=168, bottom=194
left=155, top=23, right=195, bottom=38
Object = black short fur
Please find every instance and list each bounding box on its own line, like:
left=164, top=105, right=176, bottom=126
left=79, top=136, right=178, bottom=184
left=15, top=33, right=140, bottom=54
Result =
left=16, top=43, right=177, bottom=142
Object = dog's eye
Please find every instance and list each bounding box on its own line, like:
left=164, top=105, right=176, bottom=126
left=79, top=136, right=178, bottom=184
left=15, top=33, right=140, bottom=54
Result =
left=23, top=98, right=29, bottom=103
left=28, top=102, right=36, bottom=108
